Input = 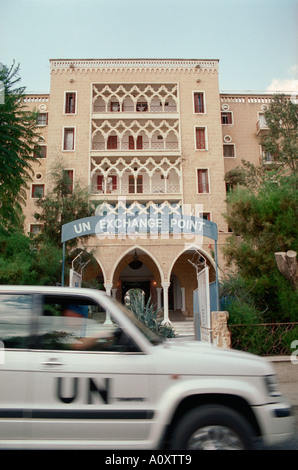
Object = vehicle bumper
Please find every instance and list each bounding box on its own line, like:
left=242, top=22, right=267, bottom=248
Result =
left=253, top=402, right=295, bottom=446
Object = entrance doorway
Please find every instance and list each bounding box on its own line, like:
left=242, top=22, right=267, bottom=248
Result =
left=169, top=248, right=216, bottom=318
left=122, top=281, right=151, bottom=304
left=112, top=248, right=162, bottom=307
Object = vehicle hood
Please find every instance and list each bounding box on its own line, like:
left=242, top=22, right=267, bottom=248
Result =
left=152, top=339, right=274, bottom=377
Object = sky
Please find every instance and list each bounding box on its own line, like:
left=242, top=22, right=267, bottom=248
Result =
left=1, top=0, right=297, bottom=93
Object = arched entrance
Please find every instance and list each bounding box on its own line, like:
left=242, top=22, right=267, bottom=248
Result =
left=111, top=247, right=163, bottom=307
left=69, top=248, right=105, bottom=290
left=169, top=247, right=216, bottom=319
left=61, top=213, right=219, bottom=330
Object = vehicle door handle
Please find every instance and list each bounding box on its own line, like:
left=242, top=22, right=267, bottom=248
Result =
left=42, top=359, right=64, bottom=366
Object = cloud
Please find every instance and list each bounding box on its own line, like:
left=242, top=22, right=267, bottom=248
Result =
left=267, top=78, right=298, bottom=93
left=267, top=64, right=298, bottom=93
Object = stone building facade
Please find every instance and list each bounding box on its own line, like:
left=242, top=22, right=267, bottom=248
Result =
left=22, top=59, right=275, bottom=322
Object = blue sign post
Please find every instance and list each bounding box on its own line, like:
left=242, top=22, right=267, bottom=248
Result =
left=61, top=206, right=219, bottom=309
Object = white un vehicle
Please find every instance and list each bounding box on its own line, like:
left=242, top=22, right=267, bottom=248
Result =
left=0, top=286, right=294, bottom=450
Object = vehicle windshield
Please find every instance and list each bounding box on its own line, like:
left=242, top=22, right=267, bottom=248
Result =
left=108, top=297, right=164, bottom=346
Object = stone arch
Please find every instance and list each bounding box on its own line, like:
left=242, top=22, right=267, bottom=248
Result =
left=111, top=245, right=164, bottom=286
left=165, top=129, right=179, bottom=149
left=122, top=95, right=134, bottom=112
left=107, top=96, right=121, bottom=112
left=150, top=94, right=162, bottom=112
left=69, top=248, right=106, bottom=289
left=110, top=246, right=164, bottom=305
left=167, top=245, right=216, bottom=317
left=167, top=245, right=216, bottom=280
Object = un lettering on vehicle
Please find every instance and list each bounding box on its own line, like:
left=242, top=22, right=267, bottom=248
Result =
left=56, top=376, right=110, bottom=404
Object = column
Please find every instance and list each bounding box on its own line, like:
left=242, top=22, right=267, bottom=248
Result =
left=104, top=282, right=113, bottom=324
left=156, top=287, right=162, bottom=310
left=104, top=282, right=113, bottom=296
left=181, top=287, right=186, bottom=312
left=162, top=281, right=171, bottom=324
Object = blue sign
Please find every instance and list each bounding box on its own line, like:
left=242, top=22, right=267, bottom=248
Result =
left=61, top=203, right=220, bottom=310
left=61, top=206, right=218, bottom=243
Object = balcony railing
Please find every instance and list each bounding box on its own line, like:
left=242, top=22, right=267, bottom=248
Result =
left=92, top=141, right=179, bottom=151
left=91, top=155, right=182, bottom=199
left=263, top=153, right=275, bottom=163
left=256, top=117, right=269, bottom=135
left=261, top=152, right=282, bottom=168
left=93, top=105, right=178, bottom=113
left=91, top=184, right=182, bottom=196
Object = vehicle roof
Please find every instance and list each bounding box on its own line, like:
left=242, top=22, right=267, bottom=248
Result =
left=0, top=285, right=108, bottom=297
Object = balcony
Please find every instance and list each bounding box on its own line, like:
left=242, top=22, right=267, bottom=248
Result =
left=256, top=116, right=269, bottom=135
left=91, top=119, right=180, bottom=154
left=93, top=104, right=178, bottom=114
left=261, top=151, right=281, bottom=168
left=91, top=140, right=179, bottom=152
left=90, top=156, right=182, bottom=201
left=91, top=182, right=182, bottom=202
left=92, top=83, right=179, bottom=117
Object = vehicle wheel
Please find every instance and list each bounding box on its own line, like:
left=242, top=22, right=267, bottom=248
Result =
left=170, top=405, right=256, bottom=450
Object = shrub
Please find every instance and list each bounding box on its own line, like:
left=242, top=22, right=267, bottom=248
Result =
left=127, top=289, right=176, bottom=339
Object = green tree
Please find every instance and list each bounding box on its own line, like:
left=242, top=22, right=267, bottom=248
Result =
left=223, top=173, right=298, bottom=321
left=223, top=96, right=298, bottom=322
left=225, top=95, right=298, bottom=190
left=0, top=226, right=61, bottom=285
left=0, top=63, right=40, bottom=227
left=260, top=94, right=298, bottom=174
left=34, top=159, right=100, bottom=247
left=33, top=160, right=102, bottom=285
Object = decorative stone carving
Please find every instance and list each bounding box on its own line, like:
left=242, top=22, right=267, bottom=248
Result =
left=211, top=311, right=231, bottom=349
left=91, top=118, right=179, bottom=151
left=90, top=156, right=182, bottom=196
left=275, top=250, right=298, bottom=290
left=50, top=59, right=219, bottom=75
left=92, top=83, right=178, bottom=113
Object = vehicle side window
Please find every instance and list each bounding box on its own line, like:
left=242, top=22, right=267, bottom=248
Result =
left=38, top=295, right=140, bottom=353
left=0, top=294, right=33, bottom=349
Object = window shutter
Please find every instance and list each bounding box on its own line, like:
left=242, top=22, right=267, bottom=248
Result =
left=107, top=135, right=117, bottom=149
left=40, top=146, right=47, bottom=158
left=67, top=170, right=74, bottom=193
left=194, top=93, right=204, bottom=113
left=128, top=175, right=134, bottom=193
left=137, top=135, right=143, bottom=149
left=136, top=175, right=143, bottom=193
left=64, top=128, right=74, bottom=150
left=198, top=169, right=209, bottom=193
left=97, top=175, right=103, bottom=191
left=221, top=112, right=233, bottom=124
left=32, top=184, right=44, bottom=198
left=196, top=128, right=206, bottom=150
left=65, top=93, right=76, bottom=113
left=223, top=144, right=235, bottom=157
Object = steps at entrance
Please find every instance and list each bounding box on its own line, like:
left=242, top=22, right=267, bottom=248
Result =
left=172, top=321, right=195, bottom=337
